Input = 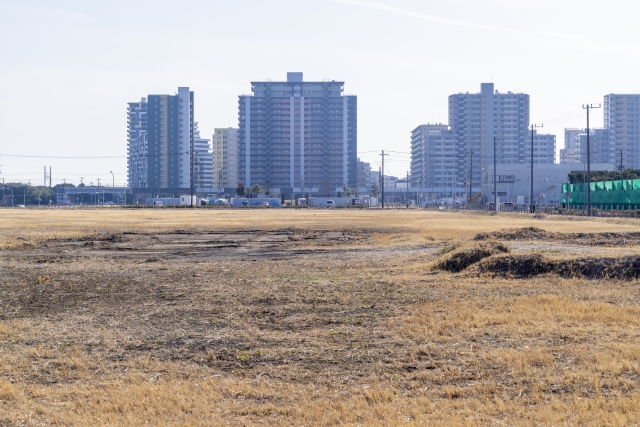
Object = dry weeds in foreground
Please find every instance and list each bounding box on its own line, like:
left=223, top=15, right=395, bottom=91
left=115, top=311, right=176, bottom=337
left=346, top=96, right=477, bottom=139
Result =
left=1, top=209, right=640, bottom=425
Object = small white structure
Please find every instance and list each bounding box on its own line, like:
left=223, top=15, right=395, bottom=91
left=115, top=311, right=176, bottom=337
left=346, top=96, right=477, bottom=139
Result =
left=180, top=195, right=197, bottom=205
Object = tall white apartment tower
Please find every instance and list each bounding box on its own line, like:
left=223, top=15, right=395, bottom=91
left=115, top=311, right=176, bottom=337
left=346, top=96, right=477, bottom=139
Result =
left=410, top=124, right=458, bottom=192
left=449, top=83, right=531, bottom=191
left=604, top=94, right=640, bottom=170
left=212, top=128, right=239, bottom=189
left=193, top=122, right=213, bottom=189
left=410, top=83, right=556, bottom=200
left=560, top=128, right=582, bottom=164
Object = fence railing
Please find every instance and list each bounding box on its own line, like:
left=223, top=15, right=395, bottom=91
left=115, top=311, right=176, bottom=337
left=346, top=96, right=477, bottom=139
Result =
left=419, top=202, right=640, bottom=218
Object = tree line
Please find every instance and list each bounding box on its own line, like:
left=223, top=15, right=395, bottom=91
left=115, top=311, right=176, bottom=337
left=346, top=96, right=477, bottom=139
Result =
left=567, top=169, right=640, bottom=184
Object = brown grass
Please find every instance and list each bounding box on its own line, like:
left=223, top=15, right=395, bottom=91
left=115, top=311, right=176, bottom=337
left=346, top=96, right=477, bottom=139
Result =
left=1, top=208, right=640, bottom=425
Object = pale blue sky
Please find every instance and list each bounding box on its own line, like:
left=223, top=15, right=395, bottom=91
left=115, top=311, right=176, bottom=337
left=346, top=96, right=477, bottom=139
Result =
left=1, top=0, right=639, bottom=185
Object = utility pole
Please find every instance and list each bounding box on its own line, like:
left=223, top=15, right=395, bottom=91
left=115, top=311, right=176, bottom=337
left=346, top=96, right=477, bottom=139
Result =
left=530, top=124, right=543, bottom=211
left=380, top=151, right=388, bottom=208
left=583, top=104, right=601, bottom=216
left=190, top=146, right=195, bottom=208
left=451, top=169, right=454, bottom=206
left=469, top=148, right=474, bottom=207
left=110, top=171, right=115, bottom=204
left=44, top=166, right=47, bottom=186
left=493, top=136, right=504, bottom=210
left=97, top=178, right=101, bottom=188
left=406, top=170, right=409, bottom=208
left=49, top=166, right=52, bottom=188
left=619, top=149, right=624, bottom=172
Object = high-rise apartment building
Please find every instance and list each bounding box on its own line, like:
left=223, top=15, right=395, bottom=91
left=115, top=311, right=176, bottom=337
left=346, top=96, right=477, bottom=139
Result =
left=532, top=131, right=556, bottom=164
left=212, top=128, right=239, bottom=189
left=449, top=83, right=531, bottom=190
left=147, top=87, right=194, bottom=189
left=127, top=97, right=148, bottom=188
left=238, top=72, right=357, bottom=195
left=357, top=158, right=371, bottom=190
left=411, top=83, right=556, bottom=197
left=410, top=124, right=457, bottom=190
left=576, top=129, right=610, bottom=165
left=127, top=87, right=194, bottom=189
left=369, top=170, right=380, bottom=189
left=193, top=122, right=213, bottom=189
left=604, top=94, right=640, bottom=169
left=560, top=128, right=582, bottom=164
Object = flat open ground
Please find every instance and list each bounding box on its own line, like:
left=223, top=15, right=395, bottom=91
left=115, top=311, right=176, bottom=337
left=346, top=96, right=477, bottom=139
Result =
left=2, top=209, right=640, bottom=425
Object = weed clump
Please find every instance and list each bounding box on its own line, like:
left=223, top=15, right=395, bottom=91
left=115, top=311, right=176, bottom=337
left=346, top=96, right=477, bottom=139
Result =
left=474, top=227, right=640, bottom=247
left=479, top=254, right=640, bottom=279
left=475, top=227, right=549, bottom=241
left=434, top=242, right=509, bottom=273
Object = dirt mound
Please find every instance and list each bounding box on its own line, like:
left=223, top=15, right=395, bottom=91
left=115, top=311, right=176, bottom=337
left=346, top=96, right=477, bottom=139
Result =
left=474, top=227, right=640, bottom=247
left=475, top=227, right=550, bottom=241
left=478, top=254, right=640, bottom=279
left=434, top=242, right=509, bottom=273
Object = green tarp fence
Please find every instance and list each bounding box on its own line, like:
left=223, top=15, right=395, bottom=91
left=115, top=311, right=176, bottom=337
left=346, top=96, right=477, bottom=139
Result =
left=562, top=179, right=640, bottom=207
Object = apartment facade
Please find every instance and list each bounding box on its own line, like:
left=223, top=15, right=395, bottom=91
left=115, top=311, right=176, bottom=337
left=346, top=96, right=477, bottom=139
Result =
left=411, top=83, right=556, bottom=199
left=409, top=124, right=458, bottom=192
left=356, top=158, right=371, bottom=190
left=576, top=129, right=610, bottom=165
left=604, top=94, right=640, bottom=169
left=560, top=128, right=582, bottom=164
left=127, top=87, right=194, bottom=189
left=147, top=87, right=194, bottom=189
left=532, top=131, right=556, bottom=164
left=193, top=122, right=213, bottom=189
left=212, top=128, right=239, bottom=189
left=238, top=72, right=357, bottom=195
left=449, top=83, right=532, bottom=190
left=127, top=97, right=148, bottom=188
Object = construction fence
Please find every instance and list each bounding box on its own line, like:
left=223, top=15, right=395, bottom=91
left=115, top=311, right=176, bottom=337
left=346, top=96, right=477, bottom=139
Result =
left=562, top=179, right=640, bottom=209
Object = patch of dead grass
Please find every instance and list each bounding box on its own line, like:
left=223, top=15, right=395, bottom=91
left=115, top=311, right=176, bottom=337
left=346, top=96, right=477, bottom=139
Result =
left=1, top=210, right=640, bottom=425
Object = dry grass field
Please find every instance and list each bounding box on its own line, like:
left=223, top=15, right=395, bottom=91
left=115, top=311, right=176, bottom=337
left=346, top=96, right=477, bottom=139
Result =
left=2, top=208, right=640, bottom=426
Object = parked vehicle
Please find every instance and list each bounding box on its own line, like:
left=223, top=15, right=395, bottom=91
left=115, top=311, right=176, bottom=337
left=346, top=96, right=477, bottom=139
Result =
left=501, top=202, right=514, bottom=212
left=326, top=200, right=335, bottom=208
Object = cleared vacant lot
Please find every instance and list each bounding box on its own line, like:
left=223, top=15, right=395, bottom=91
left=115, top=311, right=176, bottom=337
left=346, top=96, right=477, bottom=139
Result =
left=2, top=208, right=640, bottom=425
